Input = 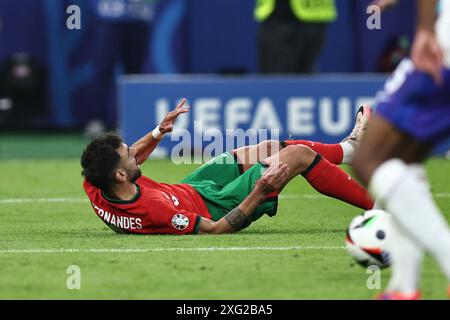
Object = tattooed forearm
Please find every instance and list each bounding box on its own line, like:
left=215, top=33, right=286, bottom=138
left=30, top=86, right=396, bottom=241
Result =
left=224, top=207, right=249, bottom=231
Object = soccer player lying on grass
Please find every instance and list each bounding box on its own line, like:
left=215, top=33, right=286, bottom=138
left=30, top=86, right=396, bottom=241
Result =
left=81, top=98, right=373, bottom=235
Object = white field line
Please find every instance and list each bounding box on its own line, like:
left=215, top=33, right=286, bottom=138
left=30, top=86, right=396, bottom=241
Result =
left=435, top=193, right=450, bottom=198
left=0, top=246, right=346, bottom=254
left=279, top=195, right=322, bottom=200
left=1, top=193, right=450, bottom=205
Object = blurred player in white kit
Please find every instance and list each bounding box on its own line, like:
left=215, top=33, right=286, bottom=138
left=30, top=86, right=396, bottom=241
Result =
left=353, top=0, right=450, bottom=299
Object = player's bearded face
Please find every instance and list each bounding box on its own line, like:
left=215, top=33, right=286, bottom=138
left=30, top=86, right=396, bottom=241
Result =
left=118, top=143, right=142, bottom=183
left=124, top=155, right=142, bottom=182
left=127, top=166, right=142, bottom=182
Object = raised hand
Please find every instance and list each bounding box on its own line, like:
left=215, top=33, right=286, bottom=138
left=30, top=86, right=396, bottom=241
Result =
left=159, top=98, right=190, bottom=134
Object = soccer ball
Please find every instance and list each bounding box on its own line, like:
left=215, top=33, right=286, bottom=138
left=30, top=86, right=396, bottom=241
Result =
left=345, top=210, right=394, bottom=269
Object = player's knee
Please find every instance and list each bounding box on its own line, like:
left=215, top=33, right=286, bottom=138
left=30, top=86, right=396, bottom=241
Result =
left=286, top=145, right=317, bottom=170
left=259, top=140, right=282, bottom=156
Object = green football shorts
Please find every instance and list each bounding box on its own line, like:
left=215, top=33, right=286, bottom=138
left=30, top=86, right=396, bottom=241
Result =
left=181, top=152, right=278, bottom=226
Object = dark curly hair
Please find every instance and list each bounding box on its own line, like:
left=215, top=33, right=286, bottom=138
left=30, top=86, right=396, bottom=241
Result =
left=81, top=134, right=123, bottom=191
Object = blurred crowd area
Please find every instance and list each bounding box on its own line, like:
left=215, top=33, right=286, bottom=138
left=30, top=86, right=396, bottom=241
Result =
left=0, top=0, right=416, bottom=133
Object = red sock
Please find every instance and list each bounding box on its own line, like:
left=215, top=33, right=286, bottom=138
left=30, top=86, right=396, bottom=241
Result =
left=302, top=155, right=374, bottom=210
left=284, top=140, right=343, bottom=165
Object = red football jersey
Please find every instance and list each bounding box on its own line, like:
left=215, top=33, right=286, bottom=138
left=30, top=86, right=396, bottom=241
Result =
left=83, top=176, right=212, bottom=235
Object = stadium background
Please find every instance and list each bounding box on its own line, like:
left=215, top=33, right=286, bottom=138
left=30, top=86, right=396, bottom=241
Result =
left=1, top=0, right=448, bottom=154
left=0, top=0, right=449, bottom=300
left=0, top=0, right=416, bottom=125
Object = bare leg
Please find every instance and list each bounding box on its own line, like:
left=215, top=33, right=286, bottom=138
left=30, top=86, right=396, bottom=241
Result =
left=352, top=115, right=450, bottom=295
left=233, top=138, right=352, bottom=172
left=262, top=145, right=317, bottom=183
left=352, top=115, right=430, bottom=186
left=232, top=140, right=283, bottom=172
left=233, top=140, right=317, bottom=181
left=253, top=144, right=374, bottom=209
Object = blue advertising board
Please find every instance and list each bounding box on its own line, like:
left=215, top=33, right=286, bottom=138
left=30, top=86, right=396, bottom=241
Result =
left=119, top=75, right=449, bottom=159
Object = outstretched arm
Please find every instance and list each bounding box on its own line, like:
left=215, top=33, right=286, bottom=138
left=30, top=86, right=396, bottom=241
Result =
left=131, top=98, right=190, bottom=165
left=198, top=162, right=289, bottom=234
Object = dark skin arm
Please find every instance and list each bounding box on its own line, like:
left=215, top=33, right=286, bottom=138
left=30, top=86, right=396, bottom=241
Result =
left=198, top=162, right=289, bottom=234
left=417, top=0, right=437, bottom=30
left=131, top=98, right=190, bottom=165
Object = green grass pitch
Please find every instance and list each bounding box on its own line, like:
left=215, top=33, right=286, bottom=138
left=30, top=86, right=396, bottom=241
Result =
left=0, top=137, right=449, bottom=299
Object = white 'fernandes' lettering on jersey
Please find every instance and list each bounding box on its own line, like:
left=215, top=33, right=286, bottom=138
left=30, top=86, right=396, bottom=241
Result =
left=93, top=204, right=143, bottom=230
